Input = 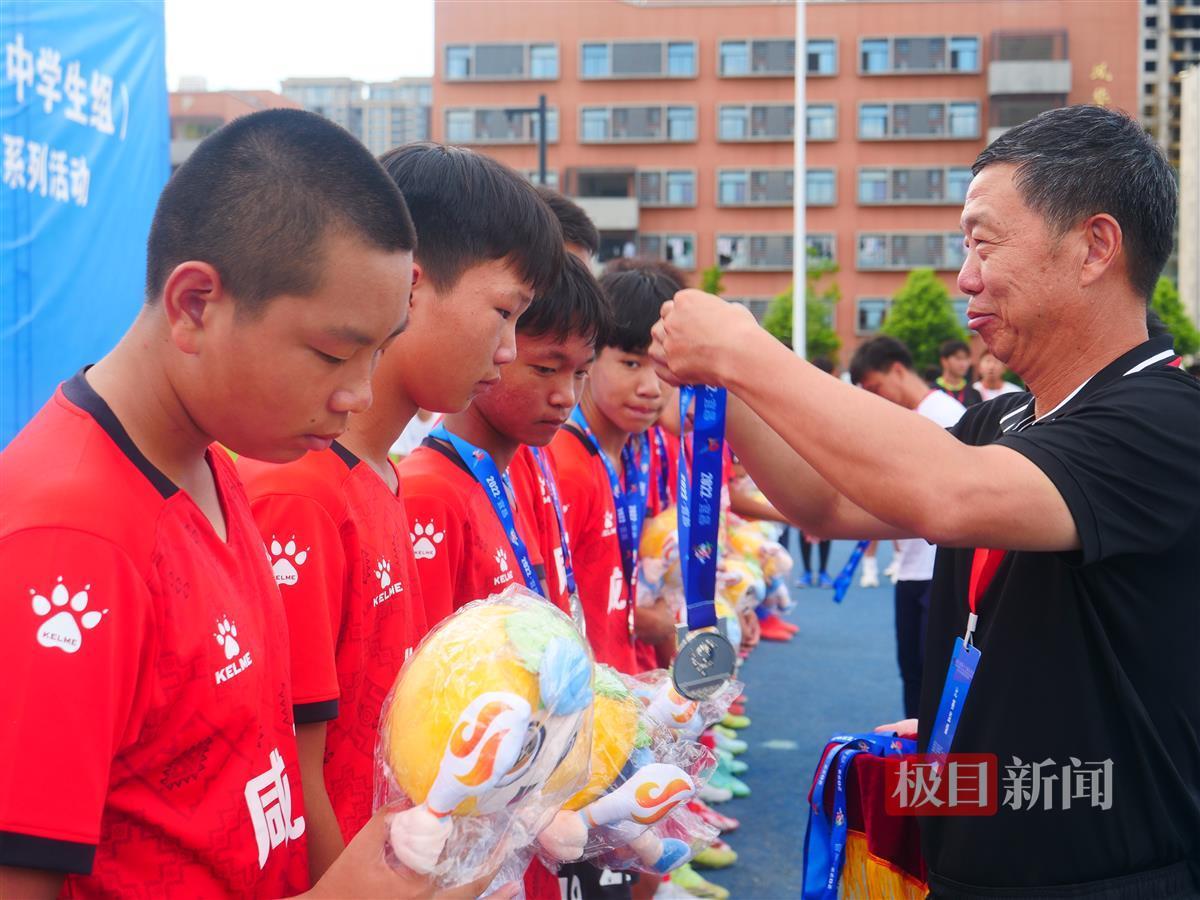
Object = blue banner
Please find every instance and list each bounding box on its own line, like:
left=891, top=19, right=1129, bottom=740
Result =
left=1, top=0, right=169, bottom=447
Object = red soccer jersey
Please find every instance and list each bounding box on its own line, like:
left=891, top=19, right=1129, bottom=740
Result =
left=398, top=441, right=545, bottom=630
left=548, top=428, right=636, bottom=673
left=0, top=374, right=308, bottom=897
left=238, top=443, right=428, bottom=842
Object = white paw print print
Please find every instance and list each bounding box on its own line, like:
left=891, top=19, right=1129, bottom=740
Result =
left=375, top=558, right=392, bottom=588
left=214, top=617, right=240, bottom=660
left=411, top=521, right=444, bottom=560
left=269, top=536, right=308, bottom=587
left=494, top=548, right=510, bottom=573
left=31, top=577, right=107, bottom=654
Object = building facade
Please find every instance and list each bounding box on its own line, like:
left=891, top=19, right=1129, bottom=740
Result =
left=169, top=89, right=300, bottom=171
left=1141, top=0, right=1200, bottom=169
left=282, top=77, right=432, bottom=156
left=433, top=0, right=1138, bottom=359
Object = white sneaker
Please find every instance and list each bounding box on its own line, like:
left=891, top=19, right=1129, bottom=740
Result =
left=699, top=782, right=734, bottom=804
left=859, top=556, right=880, bottom=588
left=883, top=559, right=899, bottom=584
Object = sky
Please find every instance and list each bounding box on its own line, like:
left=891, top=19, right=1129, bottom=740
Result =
left=165, top=0, right=435, bottom=91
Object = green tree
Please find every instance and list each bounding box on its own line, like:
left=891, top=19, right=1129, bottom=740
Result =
left=879, top=268, right=968, bottom=373
left=700, top=265, right=725, bottom=296
left=761, top=252, right=841, bottom=360
left=1150, top=277, right=1200, bottom=357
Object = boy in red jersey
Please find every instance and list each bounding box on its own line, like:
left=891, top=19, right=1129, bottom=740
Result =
left=548, top=259, right=682, bottom=674
left=240, top=143, right=565, bottom=879
left=0, top=111, right=453, bottom=898
left=400, top=254, right=606, bottom=625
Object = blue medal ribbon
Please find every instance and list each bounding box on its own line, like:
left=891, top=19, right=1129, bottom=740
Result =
left=677, top=385, right=727, bottom=631
left=429, top=426, right=540, bottom=594
left=651, top=426, right=671, bottom=509
left=568, top=408, right=650, bottom=612
left=529, top=445, right=577, bottom=597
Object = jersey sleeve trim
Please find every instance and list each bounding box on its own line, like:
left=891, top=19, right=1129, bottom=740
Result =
left=0, top=829, right=96, bottom=875
left=997, top=433, right=1096, bottom=564
left=294, top=699, right=340, bottom=725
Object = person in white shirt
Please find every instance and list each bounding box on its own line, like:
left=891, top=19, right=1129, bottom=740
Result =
left=849, top=336, right=966, bottom=717
left=973, top=350, right=1024, bottom=401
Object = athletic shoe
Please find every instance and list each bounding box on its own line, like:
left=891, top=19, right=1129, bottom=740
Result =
left=859, top=556, right=880, bottom=588
left=692, top=840, right=738, bottom=869
left=698, top=781, right=733, bottom=804
left=761, top=613, right=799, bottom=634
left=713, top=724, right=737, bottom=740
left=712, top=731, right=748, bottom=755
left=728, top=701, right=746, bottom=716
left=670, top=863, right=730, bottom=900
left=688, top=799, right=740, bottom=832
left=883, top=558, right=900, bottom=584
left=759, top=619, right=793, bottom=642
left=710, top=768, right=750, bottom=798
left=721, top=712, right=751, bottom=730
left=726, top=756, right=748, bottom=775
left=818, top=572, right=835, bottom=589
left=797, top=571, right=814, bottom=588
left=654, top=880, right=696, bottom=900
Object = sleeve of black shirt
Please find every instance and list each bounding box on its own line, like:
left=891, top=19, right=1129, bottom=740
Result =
left=996, top=370, right=1200, bottom=565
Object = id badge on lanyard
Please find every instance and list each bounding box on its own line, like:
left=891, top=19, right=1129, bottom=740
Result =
left=927, top=547, right=1006, bottom=758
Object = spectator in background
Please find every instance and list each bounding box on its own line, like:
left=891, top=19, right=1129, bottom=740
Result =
left=536, top=186, right=599, bottom=263
left=932, top=339, right=983, bottom=406
left=973, top=350, right=1023, bottom=401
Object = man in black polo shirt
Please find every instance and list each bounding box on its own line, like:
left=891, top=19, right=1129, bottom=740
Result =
left=648, top=105, right=1200, bottom=897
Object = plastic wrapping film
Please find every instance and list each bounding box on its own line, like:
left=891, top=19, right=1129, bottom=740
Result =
left=375, top=586, right=595, bottom=890
left=535, top=664, right=719, bottom=875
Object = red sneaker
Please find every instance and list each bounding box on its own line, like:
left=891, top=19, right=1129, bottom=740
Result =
left=759, top=620, right=793, bottom=642
left=762, top=613, right=799, bottom=634
left=688, top=799, right=740, bottom=832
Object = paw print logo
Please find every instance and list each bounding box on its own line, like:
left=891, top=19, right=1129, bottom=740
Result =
left=411, top=522, right=444, bottom=560
left=375, top=558, right=392, bottom=588
left=30, top=577, right=107, bottom=654
left=269, top=536, right=308, bottom=587
left=214, top=617, right=241, bottom=660
left=495, top=548, right=510, bottom=573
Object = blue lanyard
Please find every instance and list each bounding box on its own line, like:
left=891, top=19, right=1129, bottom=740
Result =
left=429, top=426, right=540, bottom=594
left=677, top=386, right=726, bottom=631
left=832, top=540, right=871, bottom=604
left=651, top=427, right=671, bottom=509
left=528, top=446, right=577, bottom=597
left=568, top=407, right=650, bottom=595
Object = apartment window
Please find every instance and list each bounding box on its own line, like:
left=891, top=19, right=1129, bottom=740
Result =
left=523, top=169, right=559, bottom=189
left=859, top=169, right=888, bottom=203
left=580, top=40, right=698, bottom=78
left=991, top=95, right=1063, bottom=129
left=856, top=298, right=890, bottom=334
left=718, top=170, right=747, bottom=205
left=444, top=107, right=559, bottom=144
left=807, top=233, right=836, bottom=265
left=806, top=103, right=836, bottom=140
left=719, top=39, right=795, bottom=76
left=639, top=233, right=696, bottom=269
left=856, top=232, right=965, bottom=270
left=729, top=297, right=774, bottom=322
left=947, top=167, right=973, bottom=202
left=858, top=101, right=979, bottom=139
left=807, top=39, right=837, bottom=75
left=530, top=44, right=558, bottom=78
left=667, top=106, right=696, bottom=140
left=580, top=105, right=696, bottom=143
left=638, top=170, right=695, bottom=206
left=581, top=108, right=608, bottom=141
left=444, top=43, right=559, bottom=81
left=717, top=233, right=793, bottom=271
left=667, top=42, right=697, bottom=76
left=858, top=35, right=981, bottom=74
left=719, top=106, right=748, bottom=140
left=806, top=169, right=836, bottom=205
left=857, top=166, right=974, bottom=204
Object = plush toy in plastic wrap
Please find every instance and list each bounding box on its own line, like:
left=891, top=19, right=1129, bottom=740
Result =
left=536, top=665, right=718, bottom=875
left=630, top=668, right=743, bottom=742
left=377, top=587, right=595, bottom=888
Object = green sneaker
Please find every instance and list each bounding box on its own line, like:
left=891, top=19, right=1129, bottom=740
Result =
left=691, top=839, right=738, bottom=869
left=710, top=767, right=750, bottom=799
left=721, top=712, right=751, bottom=730
left=670, top=863, right=730, bottom=900
left=713, top=724, right=737, bottom=740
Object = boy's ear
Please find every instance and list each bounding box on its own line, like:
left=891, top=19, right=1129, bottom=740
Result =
left=160, top=260, right=226, bottom=355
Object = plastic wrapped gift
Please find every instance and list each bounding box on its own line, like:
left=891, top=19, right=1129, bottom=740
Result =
left=376, top=587, right=594, bottom=888
left=536, top=665, right=717, bottom=875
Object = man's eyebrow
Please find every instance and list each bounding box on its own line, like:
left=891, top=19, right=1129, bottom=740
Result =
left=325, top=321, right=407, bottom=345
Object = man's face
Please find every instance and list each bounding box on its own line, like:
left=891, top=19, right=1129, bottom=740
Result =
left=978, top=353, right=1005, bottom=382
left=858, top=362, right=910, bottom=408
left=588, top=346, right=667, bottom=435
left=941, top=350, right=971, bottom=380
left=473, top=331, right=596, bottom=447
left=386, top=257, right=534, bottom=414
left=191, top=234, right=412, bottom=462
left=957, top=163, right=1073, bottom=373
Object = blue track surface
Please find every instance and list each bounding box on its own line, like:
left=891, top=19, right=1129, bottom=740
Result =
left=697, top=539, right=901, bottom=899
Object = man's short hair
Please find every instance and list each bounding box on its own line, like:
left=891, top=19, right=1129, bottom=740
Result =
left=536, top=186, right=600, bottom=256
left=517, top=253, right=611, bottom=347
left=598, top=257, right=686, bottom=353
left=378, top=143, right=563, bottom=297
left=939, top=339, right=970, bottom=359
left=973, top=105, right=1176, bottom=301
left=849, top=336, right=914, bottom=385
left=146, top=109, right=416, bottom=314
